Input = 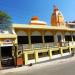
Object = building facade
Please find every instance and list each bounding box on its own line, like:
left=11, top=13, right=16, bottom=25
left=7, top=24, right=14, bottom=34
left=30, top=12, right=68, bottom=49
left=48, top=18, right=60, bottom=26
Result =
left=0, top=6, right=75, bottom=68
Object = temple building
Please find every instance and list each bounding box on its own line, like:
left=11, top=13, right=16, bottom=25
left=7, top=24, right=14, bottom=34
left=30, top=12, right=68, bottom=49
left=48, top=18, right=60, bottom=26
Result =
left=0, top=6, right=75, bottom=68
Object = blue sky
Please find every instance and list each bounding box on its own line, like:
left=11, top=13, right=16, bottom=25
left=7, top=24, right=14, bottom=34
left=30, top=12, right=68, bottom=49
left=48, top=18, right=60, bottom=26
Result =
left=0, top=0, right=75, bottom=25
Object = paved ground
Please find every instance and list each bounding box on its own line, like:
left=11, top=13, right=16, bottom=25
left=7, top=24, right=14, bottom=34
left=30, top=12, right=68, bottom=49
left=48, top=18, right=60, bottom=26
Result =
left=1, top=55, right=75, bottom=75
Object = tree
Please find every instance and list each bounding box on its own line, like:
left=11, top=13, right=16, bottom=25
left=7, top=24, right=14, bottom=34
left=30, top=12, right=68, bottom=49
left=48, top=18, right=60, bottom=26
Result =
left=0, top=11, right=11, bottom=24
left=0, top=11, right=12, bottom=30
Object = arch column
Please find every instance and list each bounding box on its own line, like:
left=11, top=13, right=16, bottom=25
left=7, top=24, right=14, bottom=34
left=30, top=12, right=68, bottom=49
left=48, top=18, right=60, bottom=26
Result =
left=41, top=30, right=45, bottom=47
left=28, top=31, right=31, bottom=49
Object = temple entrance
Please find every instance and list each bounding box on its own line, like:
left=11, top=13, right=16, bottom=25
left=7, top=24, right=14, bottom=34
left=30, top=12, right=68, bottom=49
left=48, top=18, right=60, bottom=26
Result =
left=1, top=46, right=15, bottom=67
left=55, top=32, right=64, bottom=47
left=57, top=35, right=61, bottom=42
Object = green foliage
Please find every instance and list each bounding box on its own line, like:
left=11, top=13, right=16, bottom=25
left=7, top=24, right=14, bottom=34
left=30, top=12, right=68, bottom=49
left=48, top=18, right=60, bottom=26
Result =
left=0, top=11, right=11, bottom=24
left=0, top=11, right=12, bottom=30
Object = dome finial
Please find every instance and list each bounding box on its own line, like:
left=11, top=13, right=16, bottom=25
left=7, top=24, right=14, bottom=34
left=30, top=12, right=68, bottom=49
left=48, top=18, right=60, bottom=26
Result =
left=53, top=5, right=58, bottom=12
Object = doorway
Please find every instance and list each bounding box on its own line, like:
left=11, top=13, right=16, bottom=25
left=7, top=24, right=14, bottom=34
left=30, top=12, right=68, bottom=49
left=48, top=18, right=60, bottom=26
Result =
left=1, top=46, right=14, bottom=67
left=57, top=35, right=61, bottom=42
left=57, top=35, right=62, bottom=46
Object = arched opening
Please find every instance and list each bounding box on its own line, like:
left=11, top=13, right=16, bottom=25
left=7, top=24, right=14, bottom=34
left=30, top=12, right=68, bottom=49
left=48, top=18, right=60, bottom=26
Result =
left=31, top=31, right=42, bottom=44
left=44, top=32, right=54, bottom=43
left=64, top=32, right=72, bottom=42
left=17, top=31, right=29, bottom=44
left=72, top=32, right=75, bottom=46
left=55, top=32, right=64, bottom=47
left=63, top=32, right=72, bottom=53
left=72, top=33, right=75, bottom=41
left=55, top=32, right=63, bottom=42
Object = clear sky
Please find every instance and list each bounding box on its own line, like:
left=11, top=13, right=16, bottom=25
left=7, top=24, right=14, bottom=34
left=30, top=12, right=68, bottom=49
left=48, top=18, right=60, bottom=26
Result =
left=0, top=0, right=75, bottom=25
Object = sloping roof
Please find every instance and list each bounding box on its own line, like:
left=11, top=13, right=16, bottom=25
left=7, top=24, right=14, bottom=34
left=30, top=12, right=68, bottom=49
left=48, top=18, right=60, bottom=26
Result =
left=67, top=23, right=75, bottom=26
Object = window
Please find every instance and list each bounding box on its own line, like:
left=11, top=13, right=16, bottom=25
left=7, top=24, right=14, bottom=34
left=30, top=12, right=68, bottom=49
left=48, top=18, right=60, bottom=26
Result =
left=65, top=35, right=72, bottom=41
left=44, top=36, right=54, bottom=43
left=18, top=36, right=29, bottom=44
left=31, top=36, right=42, bottom=44
left=73, top=36, right=75, bottom=41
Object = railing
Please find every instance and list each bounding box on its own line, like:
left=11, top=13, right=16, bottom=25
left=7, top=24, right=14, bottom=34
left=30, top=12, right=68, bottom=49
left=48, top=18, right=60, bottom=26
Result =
left=17, top=41, right=74, bottom=51
left=44, top=42, right=69, bottom=48
left=18, top=44, right=29, bottom=50
left=31, top=43, right=43, bottom=50
left=16, top=42, right=75, bottom=65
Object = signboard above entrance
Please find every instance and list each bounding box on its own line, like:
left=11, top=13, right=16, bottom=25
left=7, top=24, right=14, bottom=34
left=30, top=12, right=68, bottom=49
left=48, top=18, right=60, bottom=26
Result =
left=1, top=39, right=13, bottom=47
left=3, top=39, right=13, bottom=43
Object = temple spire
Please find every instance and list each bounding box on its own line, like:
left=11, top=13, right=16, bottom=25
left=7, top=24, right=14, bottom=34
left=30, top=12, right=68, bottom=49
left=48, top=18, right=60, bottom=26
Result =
left=51, top=6, right=65, bottom=26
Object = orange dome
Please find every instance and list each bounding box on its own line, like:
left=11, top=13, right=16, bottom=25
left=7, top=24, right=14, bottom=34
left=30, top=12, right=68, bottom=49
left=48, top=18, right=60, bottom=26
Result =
left=31, top=16, right=39, bottom=20
left=30, top=16, right=47, bottom=25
